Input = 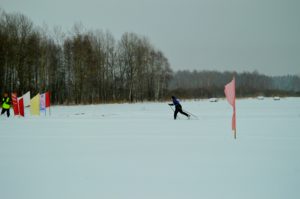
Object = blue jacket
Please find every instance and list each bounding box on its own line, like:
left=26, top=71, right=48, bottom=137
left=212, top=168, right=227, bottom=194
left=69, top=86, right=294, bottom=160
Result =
left=171, top=97, right=180, bottom=106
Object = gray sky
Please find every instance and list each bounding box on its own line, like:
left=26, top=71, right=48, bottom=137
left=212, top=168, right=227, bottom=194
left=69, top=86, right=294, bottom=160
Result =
left=1, top=0, right=300, bottom=76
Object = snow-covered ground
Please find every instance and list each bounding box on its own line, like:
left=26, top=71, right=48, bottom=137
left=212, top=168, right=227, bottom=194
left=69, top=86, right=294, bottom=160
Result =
left=1, top=98, right=300, bottom=199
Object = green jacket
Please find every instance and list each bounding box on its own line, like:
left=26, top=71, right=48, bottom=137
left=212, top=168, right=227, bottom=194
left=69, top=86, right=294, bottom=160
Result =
left=2, top=97, right=11, bottom=109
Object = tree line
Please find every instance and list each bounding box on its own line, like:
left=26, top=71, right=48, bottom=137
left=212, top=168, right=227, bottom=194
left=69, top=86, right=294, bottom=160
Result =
left=0, top=9, right=172, bottom=104
left=169, top=70, right=300, bottom=99
left=1, top=9, right=299, bottom=104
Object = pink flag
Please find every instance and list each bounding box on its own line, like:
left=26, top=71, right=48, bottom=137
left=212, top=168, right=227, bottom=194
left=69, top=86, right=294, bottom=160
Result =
left=224, top=77, right=236, bottom=138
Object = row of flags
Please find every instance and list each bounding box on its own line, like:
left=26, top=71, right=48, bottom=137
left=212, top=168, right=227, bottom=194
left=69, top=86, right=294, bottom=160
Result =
left=10, top=81, right=235, bottom=137
left=11, top=91, right=50, bottom=117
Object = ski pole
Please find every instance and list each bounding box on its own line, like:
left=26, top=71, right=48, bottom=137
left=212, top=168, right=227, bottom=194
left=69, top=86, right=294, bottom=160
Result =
left=183, top=109, right=199, bottom=119
left=168, top=104, right=175, bottom=112
left=168, top=104, right=180, bottom=119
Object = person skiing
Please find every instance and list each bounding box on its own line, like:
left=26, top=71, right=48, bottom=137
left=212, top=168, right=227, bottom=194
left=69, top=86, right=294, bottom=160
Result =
left=169, top=96, right=190, bottom=120
left=1, top=92, right=11, bottom=117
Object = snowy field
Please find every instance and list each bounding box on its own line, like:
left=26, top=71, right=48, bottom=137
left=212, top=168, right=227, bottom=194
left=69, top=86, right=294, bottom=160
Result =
left=1, top=98, right=300, bottom=199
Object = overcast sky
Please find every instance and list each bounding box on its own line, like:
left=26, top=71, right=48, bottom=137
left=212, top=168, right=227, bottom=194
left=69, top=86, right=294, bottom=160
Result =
left=1, top=0, right=300, bottom=76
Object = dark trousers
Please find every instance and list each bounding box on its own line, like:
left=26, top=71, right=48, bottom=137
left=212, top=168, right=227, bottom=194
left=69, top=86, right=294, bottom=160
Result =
left=174, top=105, right=189, bottom=119
left=1, top=108, right=10, bottom=117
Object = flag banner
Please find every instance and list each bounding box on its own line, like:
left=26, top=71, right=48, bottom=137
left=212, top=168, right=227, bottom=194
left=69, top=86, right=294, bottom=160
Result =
left=224, top=77, right=236, bottom=138
left=11, top=93, right=19, bottom=116
left=19, top=97, right=25, bottom=117
left=30, top=94, right=40, bottom=116
left=40, top=93, right=46, bottom=111
left=225, top=78, right=235, bottom=107
left=22, top=91, right=31, bottom=107
left=45, top=92, right=50, bottom=108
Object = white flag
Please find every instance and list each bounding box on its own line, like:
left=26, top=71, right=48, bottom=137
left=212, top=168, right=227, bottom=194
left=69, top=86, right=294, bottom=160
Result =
left=22, top=91, right=31, bottom=107
left=40, top=93, right=46, bottom=111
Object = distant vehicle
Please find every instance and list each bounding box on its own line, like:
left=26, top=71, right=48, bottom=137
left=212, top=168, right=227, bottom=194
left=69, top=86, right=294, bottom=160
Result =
left=257, top=96, right=264, bottom=100
left=209, top=98, right=218, bottom=102
left=273, top=96, right=280, bottom=101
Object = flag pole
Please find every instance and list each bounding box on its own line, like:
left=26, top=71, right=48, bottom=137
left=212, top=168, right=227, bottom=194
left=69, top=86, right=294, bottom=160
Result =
left=48, top=92, right=51, bottom=116
left=233, top=104, right=236, bottom=139
left=18, top=97, right=20, bottom=118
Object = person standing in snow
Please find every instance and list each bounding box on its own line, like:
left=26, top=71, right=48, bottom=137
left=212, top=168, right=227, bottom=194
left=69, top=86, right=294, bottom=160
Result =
left=1, top=92, right=11, bottom=117
left=169, top=96, right=190, bottom=120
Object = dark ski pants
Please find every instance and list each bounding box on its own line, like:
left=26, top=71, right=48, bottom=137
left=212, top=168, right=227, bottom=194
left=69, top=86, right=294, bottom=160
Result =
left=1, top=108, right=10, bottom=117
left=174, top=105, right=189, bottom=119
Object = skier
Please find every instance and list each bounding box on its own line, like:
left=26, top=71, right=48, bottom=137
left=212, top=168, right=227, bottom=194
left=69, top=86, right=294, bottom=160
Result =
left=1, top=93, right=11, bottom=117
left=169, top=96, right=190, bottom=120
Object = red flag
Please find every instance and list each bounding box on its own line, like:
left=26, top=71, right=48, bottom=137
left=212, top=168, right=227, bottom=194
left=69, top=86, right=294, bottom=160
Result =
left=11, top=93, right=19, bottom=116
left=224, top=77, right=236, bottom=138
left=19, top=98, right=25, bottom=117
left=45, top=92, right=50, bottom=107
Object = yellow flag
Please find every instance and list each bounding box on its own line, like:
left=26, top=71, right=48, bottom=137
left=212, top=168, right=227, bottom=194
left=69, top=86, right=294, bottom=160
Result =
left=30, top=94, right=40, bottom=116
